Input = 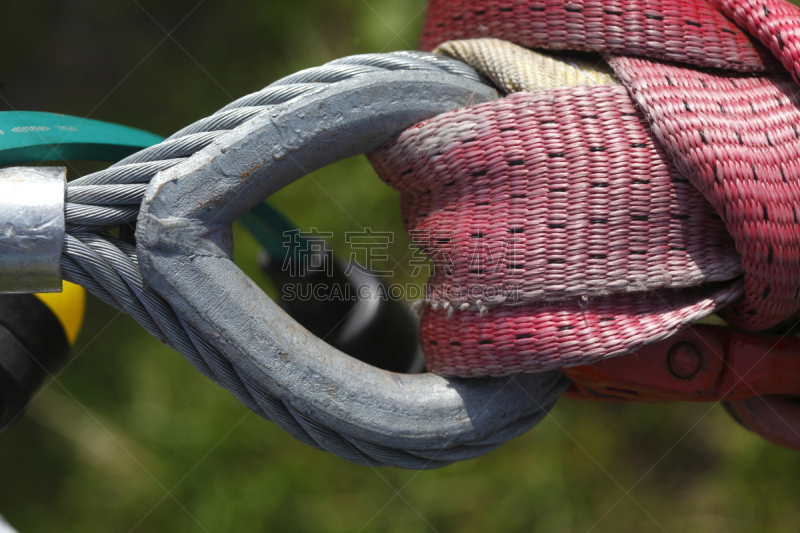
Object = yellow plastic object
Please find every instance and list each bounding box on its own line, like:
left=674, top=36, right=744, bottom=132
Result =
left=35, top=281, right=86, bottom=345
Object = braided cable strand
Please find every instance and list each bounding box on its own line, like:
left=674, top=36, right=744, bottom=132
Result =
left=56, top=0, right=800, bottom=458
left=68, top=233, right=541, bottom=468
left=64, top=51, right=479, bottom=228
left=59, top=53, right=569, bottom=468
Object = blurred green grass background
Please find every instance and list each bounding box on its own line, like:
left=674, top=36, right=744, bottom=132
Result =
left=1, top=1, right=800, bottom=531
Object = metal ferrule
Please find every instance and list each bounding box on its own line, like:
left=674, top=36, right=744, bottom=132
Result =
left=0, top=166, right=66, bottom=293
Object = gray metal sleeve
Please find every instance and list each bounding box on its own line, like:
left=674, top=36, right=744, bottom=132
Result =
left=0, top=166, right=65, bottom=293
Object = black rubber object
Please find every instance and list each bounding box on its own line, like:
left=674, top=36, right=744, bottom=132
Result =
left=0, top=295, right=69, bottom=429
left=259, top=249, right=424, bottom=374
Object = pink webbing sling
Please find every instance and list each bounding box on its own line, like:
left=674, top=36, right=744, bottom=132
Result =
left=367, top=0, right=800, bottom=377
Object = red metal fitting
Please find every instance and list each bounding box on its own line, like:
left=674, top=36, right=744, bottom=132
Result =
left=725, top=397, right=800, bottom=451
left=561, top=325, right=800, bottom=449
left=561, top=325, right=800, bottom=402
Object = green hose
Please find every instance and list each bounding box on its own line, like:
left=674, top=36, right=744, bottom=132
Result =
left=0, top=110, right=303, bottom=257
left=0, top=111, right=163, bottom=164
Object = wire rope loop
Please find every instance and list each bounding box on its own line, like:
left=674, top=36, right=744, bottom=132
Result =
left=135, top=68, right=570, bottom=467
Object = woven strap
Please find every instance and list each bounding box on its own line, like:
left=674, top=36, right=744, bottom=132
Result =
left=709, top=0, right=800, bottom=83
left=418, top=285, right=743, bottom=376
left=367, top=0, right=800, bottom=376
left=610, top=56, right=800, bottom=329
left=368, top=49, right=744, bottom=376
left=419, top=0, right=780, bottom=72
left=370, top=82, right=743, bottom=309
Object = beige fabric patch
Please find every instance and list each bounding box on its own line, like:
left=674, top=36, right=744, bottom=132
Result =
left=434, top=38, right=618, bottom=93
